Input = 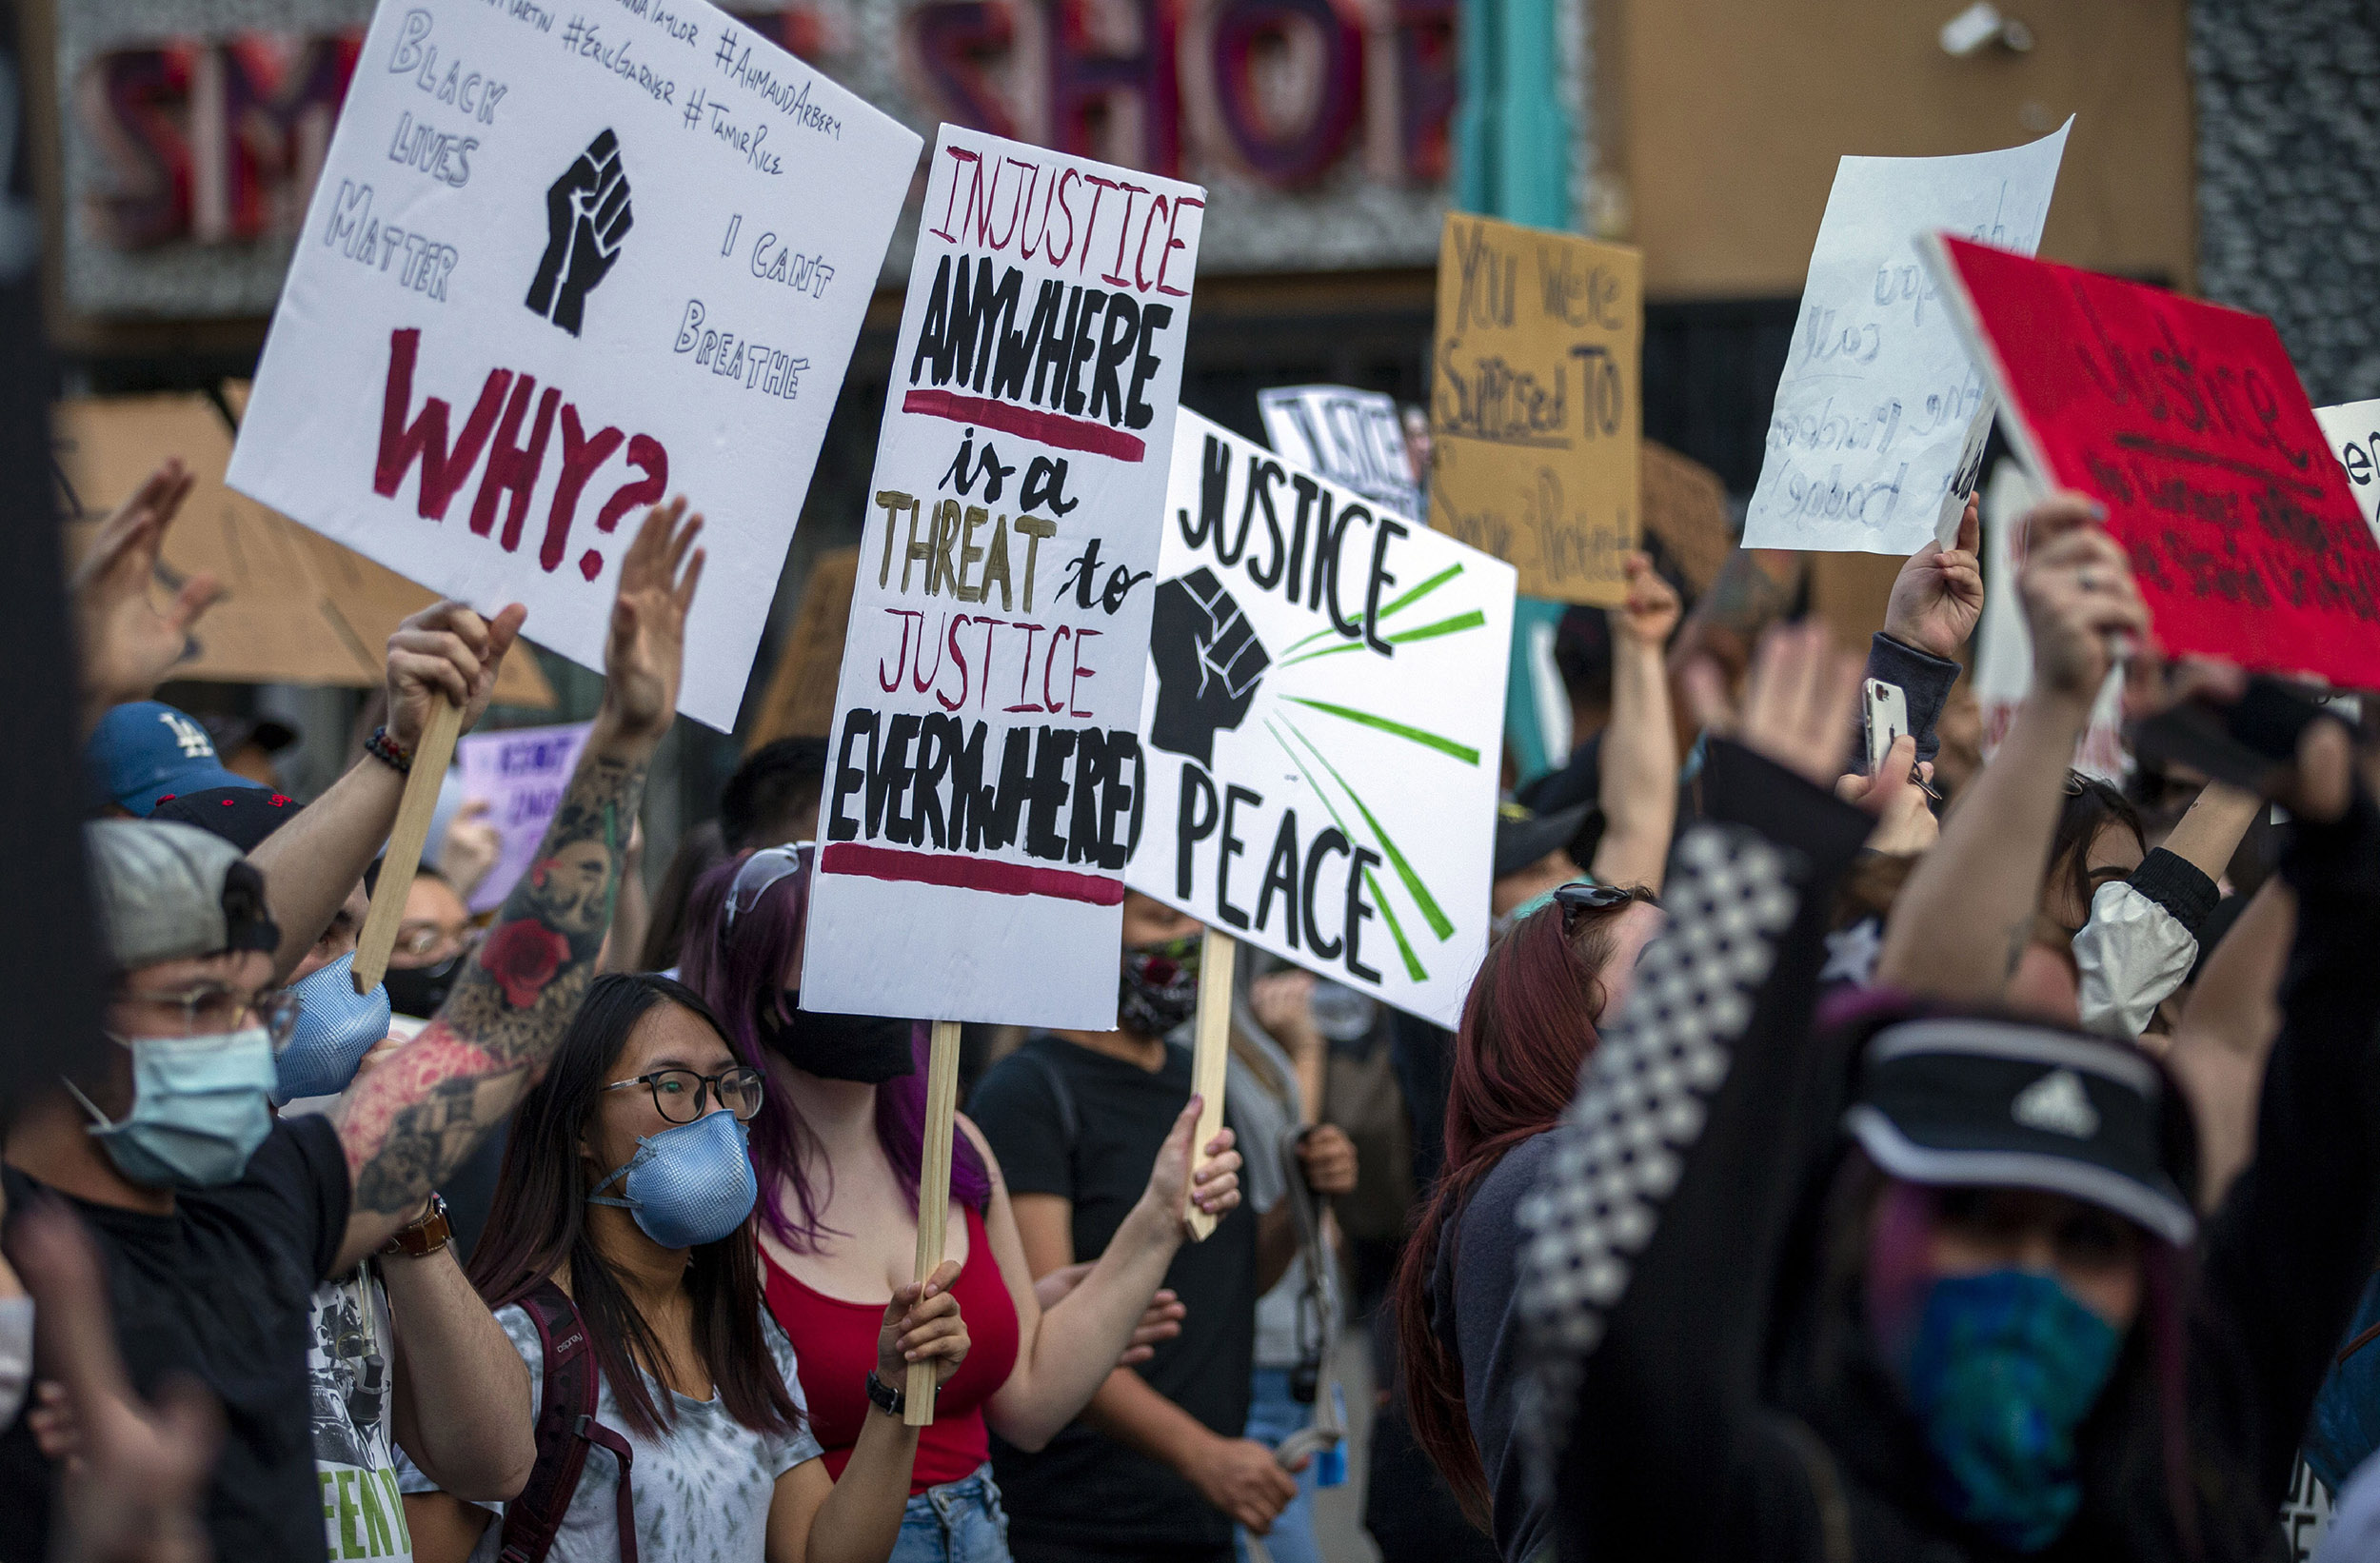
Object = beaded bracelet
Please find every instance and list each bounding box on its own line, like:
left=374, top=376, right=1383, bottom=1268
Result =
left=364, top=724, right=413, bottom=775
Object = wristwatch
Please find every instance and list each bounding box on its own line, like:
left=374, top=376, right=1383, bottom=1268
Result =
left=380, top=1193, right=452, bottom=1257
left=865, top=1370, right=937, bottom=1417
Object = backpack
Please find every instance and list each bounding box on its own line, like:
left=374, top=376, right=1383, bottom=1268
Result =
left=496, top=1281, right=639, bottom=1563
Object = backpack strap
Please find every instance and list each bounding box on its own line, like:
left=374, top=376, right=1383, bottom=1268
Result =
left=497, top=1281, right=640, bottom=1563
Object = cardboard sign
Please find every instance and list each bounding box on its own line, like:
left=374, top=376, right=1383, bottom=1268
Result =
left=1928, top=234, right=2380, bottom=688
left=1428, top=215, right=1642, bottom=606
left=744, top=546, right=862, bottom=749
left=1125, top=412, right=1515, bottom=1027
left=799, top=127, right=1206, bottom=1028
left=59, top=393, right=555, bottom=705
left=2317, top=399, right=2380, bottom=539
left=226, top=0, right=921, bottom=729
left=1638, top=440, right=1733, bottom=599
left=1741, top=122, right=2071, bottom=557
left=1258, top=386, right=1420, bottom=521
left=1972, top=462, right=2126, bottom=780
left=456, top=720, right=595, bottom=912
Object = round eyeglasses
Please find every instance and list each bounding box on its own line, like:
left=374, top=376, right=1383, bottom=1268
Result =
left=603, top=1065, right=766, bottom=1124
left=114, top=983, right=305, bottom=1053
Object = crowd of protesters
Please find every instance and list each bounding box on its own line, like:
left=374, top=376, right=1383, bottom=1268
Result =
left=10, top=437, right=2380, bottom=1563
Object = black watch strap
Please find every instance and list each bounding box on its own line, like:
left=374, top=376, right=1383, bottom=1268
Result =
left=864, top=1370, right=905, bottom=1417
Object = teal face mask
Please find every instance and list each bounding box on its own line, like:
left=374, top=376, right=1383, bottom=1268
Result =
left=1899, top=1269, right=2123, bottom=1553
left=67, top=1027, right=279, bottom=1189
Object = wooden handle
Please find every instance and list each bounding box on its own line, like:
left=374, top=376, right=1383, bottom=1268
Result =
left=1183, top=927, right=1236, bottom=1242
left=905, top=1019, right=963, bottom=1425
left=350, top=700, right=466, bottom=994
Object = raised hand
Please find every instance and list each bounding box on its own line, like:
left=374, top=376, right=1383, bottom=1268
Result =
left=385, top=599, right=527, bottom=751
left=1611, top=552, right=1681, bottom=650
left=600, top=499, right=704, bottom=745
left=1883, top=492, right=1985, bottom=660
left=1683, top=621, right=1866, bottom=789
left=526, top=130, right=633, bottom=336
left=2017, top=494, right=2149, bottom=704
left=72, top=458, right=219, bottom=731
left=1835, top=733, right=1939, bottom=854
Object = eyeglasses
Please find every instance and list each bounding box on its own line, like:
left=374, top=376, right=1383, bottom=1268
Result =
left=1552, top=880, right=1656, bottom=934
left=604, top=1066, right=765, bottom=1124
left=114, top=984, right=305, bottom=1053
left=394, top=920, right=471, bottom=960
left=725, top=844, right=811, bottom=931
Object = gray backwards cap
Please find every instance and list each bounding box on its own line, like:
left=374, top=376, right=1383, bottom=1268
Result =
left=84, top=820, right=281, bottom=972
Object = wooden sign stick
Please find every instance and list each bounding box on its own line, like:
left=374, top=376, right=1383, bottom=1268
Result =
left=350, top=699, right=466, bottom=994
left=1184, top=926, right=1237, bottom=1242
left=905, top=1018, right=964, bottom=1425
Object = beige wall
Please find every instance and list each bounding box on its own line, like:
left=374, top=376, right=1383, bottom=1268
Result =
left=1598, top=0, right=2195, bottom=298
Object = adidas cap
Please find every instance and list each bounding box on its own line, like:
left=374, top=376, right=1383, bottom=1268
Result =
left=1845, top=1017, right=2196, bottom=1246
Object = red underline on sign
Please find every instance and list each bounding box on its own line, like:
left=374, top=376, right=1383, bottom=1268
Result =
left=817, top=842, right=1126, bottom=905
left=902, top=390, right=1146, bottom=463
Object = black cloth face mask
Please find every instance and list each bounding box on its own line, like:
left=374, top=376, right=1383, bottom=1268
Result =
left=759, top=993, right=917, bottom=1083
left=383, top=944, right=471, bottom=1019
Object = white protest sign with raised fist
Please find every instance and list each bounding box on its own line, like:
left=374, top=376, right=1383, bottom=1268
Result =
left=2318, top=399, right=2380, bottom=541
left=800, top=126, right=1206, bottom=1029
left=228, top=0, right=921, bottom=729
left=1741, top=123, right=2070, bottom=557
left=1126, top=411, right=1516, bottom=1028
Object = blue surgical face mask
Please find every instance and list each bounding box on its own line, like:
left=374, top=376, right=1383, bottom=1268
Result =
left=67, top=1027, right=279, bottom=1189
left=1897, top=1268, right=2123, bottom=1553
left=587, top=1109, right=758, bottom=1249
left=274, top=953, right=392, bottom=1103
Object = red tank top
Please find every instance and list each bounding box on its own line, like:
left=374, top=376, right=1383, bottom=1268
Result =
left=762, top=1201, right=1021, bottom=1492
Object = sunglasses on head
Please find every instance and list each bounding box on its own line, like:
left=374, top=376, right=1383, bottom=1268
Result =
left=1552, top=880, right=1656, bottom=932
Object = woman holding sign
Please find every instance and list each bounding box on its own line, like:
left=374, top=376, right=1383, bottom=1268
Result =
left=681, top=847, right=1243, bottom=1563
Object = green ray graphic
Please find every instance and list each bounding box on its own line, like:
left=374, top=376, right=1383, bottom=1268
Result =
left=1366, top=869, right=1426, bottom=982
left=1284, top=719, right=1455, bottom=942
left=1279, top=563, right=1466, bottom=657
left=1283, top=698, right=1479, bottom=766
left=1270, top=722, right=1426, bottom=981
left=1279, top=608, right=1487, bottom=668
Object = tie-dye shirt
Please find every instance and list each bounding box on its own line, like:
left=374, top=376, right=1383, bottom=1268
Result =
left=399, top=1301, right=821, bottom=1562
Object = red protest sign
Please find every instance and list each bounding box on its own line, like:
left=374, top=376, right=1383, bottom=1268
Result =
left=1926, top=233, right=2380, bottom=687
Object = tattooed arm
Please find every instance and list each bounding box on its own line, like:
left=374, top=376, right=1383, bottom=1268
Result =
left=327, top=502, right=704, bottom=1271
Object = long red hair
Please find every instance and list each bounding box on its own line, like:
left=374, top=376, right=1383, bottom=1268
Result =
left=1392, top=894, right=1642, bottom=1526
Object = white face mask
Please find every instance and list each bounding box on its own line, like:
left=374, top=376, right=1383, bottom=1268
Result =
left=0, top=1296, right=31, bottom=1429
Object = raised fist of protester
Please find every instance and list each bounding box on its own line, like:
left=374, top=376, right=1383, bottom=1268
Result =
left=1882, top=492, right=1985, bottom=661
left=1683, top=621, right=1866, bottom=789
left=1034, top=1263, right=1186, bottom=1365
left=1835, top=733, right=1939, bottom=854
left=879, top=1257, right=972, bottom=1388
left=437, top=800, right=506, bottom=905
left=1139, top=1094, right=1243, bottom=1234
left=385, top=598, right=527, bottom=753
left=2016, top=493, right=2150, bottom=704
left=1295, top=1123, right=1359, bottom=1197
left=1249, top=969, right=1322, bottom=1056
left=598, top=498, right=705, bottom=748
left=71, top=458, right=220, bottom=729
left=1187, top=1432, right=1302, bottom=1533
left=1612, top=552, right=1682, bottom=650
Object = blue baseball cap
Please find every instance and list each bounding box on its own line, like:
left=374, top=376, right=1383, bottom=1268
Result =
left=88, top=702, right=253, bottom=817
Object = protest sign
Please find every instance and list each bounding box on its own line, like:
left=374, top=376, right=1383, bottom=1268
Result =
left=457, top=720, right=596, bottom=912
left=2317, top=399, right=2380, bottom=540
left=1125, top=411, right=1515, bottom=1028
left=745, top=546, right=861, bottom=749
left=800, top=126, right=1207, bottom=1030
left=1639, top=440, right=1732, bottom=598
left=1428, top=215, right=1641, bottom=606
left=226, top=0, right=921, bottom=729
left=1927, top=234, right=2380, bottom=688
left=1259, top=386, right=1420, bottom=521
left=1741, top=122, right=2070, bottom=557
left=1972, top=462, right=2125, bottom=781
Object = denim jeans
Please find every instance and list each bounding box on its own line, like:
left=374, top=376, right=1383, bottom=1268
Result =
left=890, top=1464, right=1014, bottom=1563
left=1234, top=1368, right=1321, bottom=1563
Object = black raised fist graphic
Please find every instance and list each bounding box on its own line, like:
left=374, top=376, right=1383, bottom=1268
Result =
left=526, top=129, right=633, bottom=336
left=1149, top=567, right=1271, bottom=767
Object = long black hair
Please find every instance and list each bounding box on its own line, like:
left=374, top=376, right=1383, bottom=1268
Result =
left=466, top=972, right=802, bottom=1440
left=2046, top=775, right=2146, bottom=931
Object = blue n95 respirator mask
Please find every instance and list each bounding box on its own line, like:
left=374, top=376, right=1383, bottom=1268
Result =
left=273, top=953, right=393, bottom=1103
left=587, top=1109, right=759, bottom=1249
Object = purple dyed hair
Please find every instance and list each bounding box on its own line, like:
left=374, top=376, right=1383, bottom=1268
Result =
left=679, top=847, right=992, bottom=1253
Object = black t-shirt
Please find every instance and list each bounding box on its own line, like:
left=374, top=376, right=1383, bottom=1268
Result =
left=0, top=1113, right=351, bottom=1563
left=971, top=1034, right=1257, bottom=1553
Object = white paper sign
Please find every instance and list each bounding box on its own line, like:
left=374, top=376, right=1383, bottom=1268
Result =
left=2317, top=399, right=2380, bottom=540
left=457, top=720, right=595, bottom=913
left=228, top=0, right=921, bottom=729
left=1973, top=461, right=2125, bottom=782
left=1124, top=412, right=1514, bottom=1027
left=1741, top=122, right=2071, bottom=557
left=800, top=127, right=1206, bottom=1028
left=1258, top=386, right=1421, bottom=521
